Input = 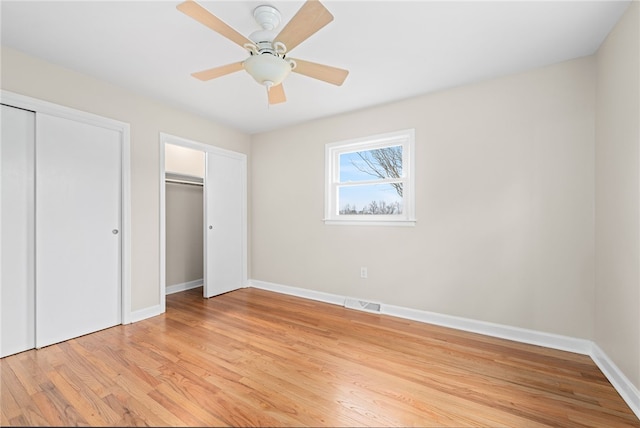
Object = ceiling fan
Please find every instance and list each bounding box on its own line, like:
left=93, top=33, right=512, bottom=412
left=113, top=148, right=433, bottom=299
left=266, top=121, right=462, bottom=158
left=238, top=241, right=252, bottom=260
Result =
left=176, top=0, right=349, bottom=105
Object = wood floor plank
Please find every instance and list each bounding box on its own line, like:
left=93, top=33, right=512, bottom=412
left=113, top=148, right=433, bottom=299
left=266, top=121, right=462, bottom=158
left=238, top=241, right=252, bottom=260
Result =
left=1, top=358, right=48, bottom=426
left=153, top=382, right=228, bottom=426
left=32, top=382, right=89, bottom=426
left=0, top=373, right=22, bottom=423
left=5, top=354, right=44, bottom=397
left=1, top=286, right=638, bottom=427
left=54, top=341, right=117, bottom=399
left=46, top=369, right=115, bottom=426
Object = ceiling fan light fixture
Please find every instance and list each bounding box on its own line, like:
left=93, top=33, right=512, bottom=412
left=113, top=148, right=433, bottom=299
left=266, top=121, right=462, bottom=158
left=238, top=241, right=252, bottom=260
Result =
left=243, top=54, right=293, bottom=87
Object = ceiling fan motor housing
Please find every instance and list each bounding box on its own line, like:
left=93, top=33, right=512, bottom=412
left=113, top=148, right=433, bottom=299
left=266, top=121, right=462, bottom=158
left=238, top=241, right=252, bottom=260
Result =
left=248, top=5, right=286, bottom=55
left=253, top=5, right=281, bottom=30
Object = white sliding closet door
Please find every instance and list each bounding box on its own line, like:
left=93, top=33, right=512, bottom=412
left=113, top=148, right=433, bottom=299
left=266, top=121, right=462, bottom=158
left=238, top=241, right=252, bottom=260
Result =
left=35, top=113, right=122, bottom=348
left=1, top=105, right=36, bottom=357
left=204, top=150, right=246, bottom=298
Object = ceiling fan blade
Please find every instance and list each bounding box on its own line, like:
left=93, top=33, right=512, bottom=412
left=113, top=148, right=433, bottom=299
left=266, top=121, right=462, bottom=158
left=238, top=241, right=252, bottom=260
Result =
left=177, top=0, right=252, bottom=49
left=291, top=58, right=349, bottom=86
left=191, top=62, right=244, bottom=81
left=274, top=0, right=334, bottom=53
left=268, top=84, right=286, bottom=105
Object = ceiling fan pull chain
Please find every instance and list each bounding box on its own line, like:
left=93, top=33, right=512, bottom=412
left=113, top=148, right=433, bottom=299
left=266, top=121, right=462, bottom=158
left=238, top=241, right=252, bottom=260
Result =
left=266, top=85, right=271, bottom=109
left=265, top=81, right=273, bottom=109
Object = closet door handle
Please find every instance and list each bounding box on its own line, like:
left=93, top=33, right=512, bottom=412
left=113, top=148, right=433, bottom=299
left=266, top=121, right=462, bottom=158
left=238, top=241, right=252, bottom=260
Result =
left=112, top=229, right=119, bottom=235
left=209, top=225, right=213, bottom=230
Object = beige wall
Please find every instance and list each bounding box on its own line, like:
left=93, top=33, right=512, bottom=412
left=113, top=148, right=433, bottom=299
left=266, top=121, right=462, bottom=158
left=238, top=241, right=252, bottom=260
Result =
left=0, top=46, right=251, bottom=312
left=595, top=0, right=640, bottom=390
left=251, top=56, right=596, bottom=339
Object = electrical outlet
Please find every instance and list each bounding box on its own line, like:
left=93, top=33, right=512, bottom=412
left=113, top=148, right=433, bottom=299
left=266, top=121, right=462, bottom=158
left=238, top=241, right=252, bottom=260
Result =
left=360, top=267, right=368, bottom=279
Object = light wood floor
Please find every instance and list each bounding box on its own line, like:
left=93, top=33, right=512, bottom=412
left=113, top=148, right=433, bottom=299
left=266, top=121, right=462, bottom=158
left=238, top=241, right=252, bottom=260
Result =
left=2, top=287, right=639, bottom=427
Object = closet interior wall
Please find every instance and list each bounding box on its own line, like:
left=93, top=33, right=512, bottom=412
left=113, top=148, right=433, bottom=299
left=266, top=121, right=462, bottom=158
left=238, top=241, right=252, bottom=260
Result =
left=164, top=144, right=205, bottom=294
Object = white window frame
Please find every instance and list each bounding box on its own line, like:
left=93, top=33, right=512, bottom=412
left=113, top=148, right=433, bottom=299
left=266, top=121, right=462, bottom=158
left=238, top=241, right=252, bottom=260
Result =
left=324, top=129, right=416, bottom=226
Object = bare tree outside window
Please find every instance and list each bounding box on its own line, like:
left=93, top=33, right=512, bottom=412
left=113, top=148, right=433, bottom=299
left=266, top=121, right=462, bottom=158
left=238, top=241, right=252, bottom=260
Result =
left=340, top=200, right=401, bottom=215
left=338, top=146, right=404, bottom=214
left=351, top=146, right=403, bottom=197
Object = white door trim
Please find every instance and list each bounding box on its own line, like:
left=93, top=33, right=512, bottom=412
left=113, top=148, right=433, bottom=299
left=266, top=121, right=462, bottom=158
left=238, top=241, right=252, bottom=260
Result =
left=0, top=90, right=132, bottom=324
left=159, top=132, right=248, bottom=308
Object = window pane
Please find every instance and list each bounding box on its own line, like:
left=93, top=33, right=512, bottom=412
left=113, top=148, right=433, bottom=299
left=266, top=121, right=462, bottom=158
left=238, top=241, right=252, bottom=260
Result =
left=338, top=183, right=403, bottom=215
left=339, top=145, right=403, bottom=182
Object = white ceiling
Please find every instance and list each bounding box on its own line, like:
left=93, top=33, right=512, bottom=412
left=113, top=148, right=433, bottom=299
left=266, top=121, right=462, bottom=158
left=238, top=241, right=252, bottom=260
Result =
left=0, top=0, right=631, bottom=134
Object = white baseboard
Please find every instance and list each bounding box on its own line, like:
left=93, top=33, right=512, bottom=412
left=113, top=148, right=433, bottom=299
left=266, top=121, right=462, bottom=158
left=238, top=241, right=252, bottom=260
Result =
left=383, top=303, right=593, bottom=355
left=166, top=279, right=203, bottom=295
left=248, top=279, right=640, bottom=420
left=250, top=279, right=345, bottom=305
left=591, top=343, right=640, bottom=418
left=128, top=303, right=163, bottom=324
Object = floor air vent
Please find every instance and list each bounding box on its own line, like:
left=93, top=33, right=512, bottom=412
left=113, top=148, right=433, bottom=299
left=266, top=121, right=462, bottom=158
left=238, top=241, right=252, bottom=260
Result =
left=344, top=297, right=382, bottom=314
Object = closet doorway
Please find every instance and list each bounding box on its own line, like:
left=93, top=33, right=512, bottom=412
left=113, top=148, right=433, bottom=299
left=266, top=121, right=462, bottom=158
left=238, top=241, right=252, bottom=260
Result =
left=159, top=133, right=247, bottom=311
left=164, top=144, right=205, bottom=295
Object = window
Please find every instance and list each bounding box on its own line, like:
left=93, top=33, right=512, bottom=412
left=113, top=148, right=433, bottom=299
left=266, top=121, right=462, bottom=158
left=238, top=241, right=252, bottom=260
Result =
left=324, top=129, right=415, bottom=225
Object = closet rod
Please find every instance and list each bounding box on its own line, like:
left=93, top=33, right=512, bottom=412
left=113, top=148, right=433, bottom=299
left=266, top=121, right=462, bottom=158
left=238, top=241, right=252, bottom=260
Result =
left=165, top=178, right=203, bottom=187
